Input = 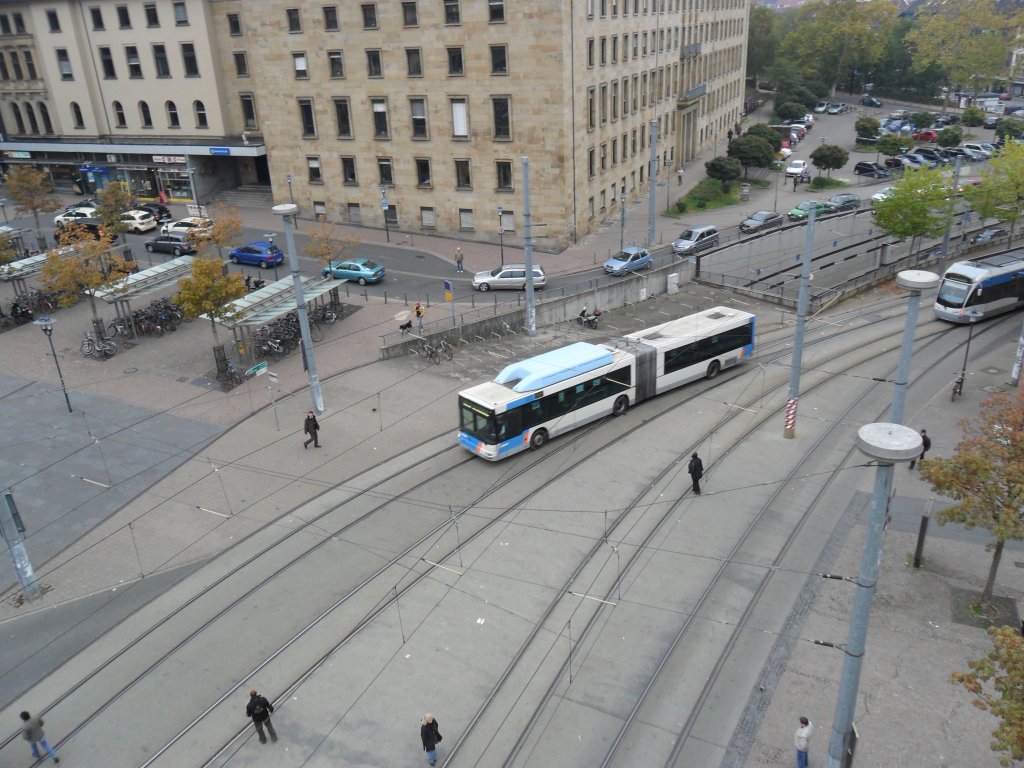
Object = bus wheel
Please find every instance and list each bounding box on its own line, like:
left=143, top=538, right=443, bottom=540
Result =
left=529, top=429, right=548, bottom=450
left=706, top=360, right=721, bottom=380
left=612, top=395, right=629, bottom=416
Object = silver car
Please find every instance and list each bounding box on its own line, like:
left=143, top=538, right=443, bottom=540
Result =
left=472, top=264, right=546, bottom=291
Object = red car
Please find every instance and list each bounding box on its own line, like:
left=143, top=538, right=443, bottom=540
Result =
left=912, top=129, right=938, bottom=141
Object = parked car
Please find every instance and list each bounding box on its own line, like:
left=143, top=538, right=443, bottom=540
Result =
left=161, top=216, right=213, bottom=237
left=801, top=113, right=815, bottom=126
left=228, top=240, right=285, bottom=269
left=54, top=207, right=98, bottom=226
left=788, top=201, right=829, bottom=221
left=912, top=129, right=939, bottom=141
left=825, top=193, right=861, bottom=213
left=814, top=101, right=829, bottom=113
left=853, top=161, right=890, bottom=178
left=143, top=232, right=197, bottom=257
left=982, top=115, right=999, bottom=129
left=785, top=159, right=808, bottom=177
left=971, top=228, right=1008, bottom=244
left=861, top=95, right=883, bottom=108
left=120, top=209, right=157, bottom=233
left=901, top=153, right=933, bottom=169
left=871, top=187, right=894, bottom=205
left=962, top=142, right=993, bottom=158
left=912, top=147, right=947, bottom=165
left=999, top=92, right=1013, bottom=101
left=959, top=146, right=987, bottom=161
left=322, top=257, right=386, bottom=284
left=739, top=210, right=784, bottom=234
left=883, top=157, right=906, bottom=170
left=603, top=246, right=652, bottom=276
left=137, top=202, right=173, bottom=222
left=54, top=218, right=118, bottom=245
left=826, top=102, right=848, bottom=114
left=65, top=197, right=101, bottom=211
left=472, top=264, right=546, bottom=291
left=888, top=109, right=910, bottom=120
left=672, top=225, right=720, bottom=255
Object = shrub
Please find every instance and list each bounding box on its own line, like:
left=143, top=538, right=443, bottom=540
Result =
left=676, top=200, right=687, bottom=213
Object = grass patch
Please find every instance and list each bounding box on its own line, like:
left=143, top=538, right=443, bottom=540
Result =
left=664, top=177, right=746, bottom=217
left=808, top=176, right=848, bottom=190
left=747, top=178, right=772, bottom=189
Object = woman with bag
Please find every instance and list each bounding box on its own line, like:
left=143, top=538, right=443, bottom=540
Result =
left=420, top=713, right=442, bottom=766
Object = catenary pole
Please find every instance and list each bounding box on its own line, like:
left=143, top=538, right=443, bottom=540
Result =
left=522, top=157, right=536, bottom=337
left=783, top=206, right=815, bottom=438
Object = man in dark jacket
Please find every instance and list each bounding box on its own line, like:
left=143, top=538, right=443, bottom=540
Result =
left=909, top=428, right=931, bottom=469
left=246, top=689, right=277, bottom=744
left=688, top=452, right=704, bottom=495
left=303, top=410, right=321, bottom=449
left=420, top=713, right=442, bottom=766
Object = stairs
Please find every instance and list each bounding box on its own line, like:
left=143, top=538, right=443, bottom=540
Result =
left=208, top=184, right=275, bottom=209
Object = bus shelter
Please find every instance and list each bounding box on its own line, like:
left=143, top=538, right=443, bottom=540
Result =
left=0, top=242, right=83, bottom=296
left=93, top=255, right=195, bottom=339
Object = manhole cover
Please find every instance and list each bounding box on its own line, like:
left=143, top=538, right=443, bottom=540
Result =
left=123, top=366, right=138, bottom=374
left=177, top=376, right=188, bottom=382
left=983, top=367, right=1001, bottom=374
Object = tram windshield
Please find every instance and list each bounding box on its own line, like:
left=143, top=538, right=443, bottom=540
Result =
left=935, top=274, right=971, bottom=308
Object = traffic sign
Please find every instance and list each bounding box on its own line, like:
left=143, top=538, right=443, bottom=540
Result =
left=246, top=361, right=268, bottom=377
left=381, top=197, right=389, bottom=210
left=498, top=226, right=504, bottom=235
left=444, top=279, right=453, bottom=302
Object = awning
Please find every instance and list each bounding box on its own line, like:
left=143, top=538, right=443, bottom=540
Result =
left=203, top=276, right=338, bottom=329
left=93, top=255, right=195, bottom=302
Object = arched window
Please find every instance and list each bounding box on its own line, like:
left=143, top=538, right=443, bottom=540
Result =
left=38, top=102, right=53, bottom=133
left=193, top=100, right=207, bottom=128
left=113, top=100, right=126, bottom=128
left=139, top=100, right=152, bottom=128
left=166, top=100, right=179, bottom=128
left=10, top=103, right=25, bottom=133
left=70, top=101, right=84, bottom=129
left=24, top=103, right=39, bottom=133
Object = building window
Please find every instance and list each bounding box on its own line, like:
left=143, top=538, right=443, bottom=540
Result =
left=333, top=97, right=352, bottom=138
left=298, top=98, right=316, bottom=137
left=406, top=48, right=422, bottom=77
left=154, top=45, right=170, bottom=76
left=240, top=94, right=257, bottom=128
left=323, top=6, right=339, bottom=31
left=194, top=100, right=207, bottom=128
left=181, top=43, right=199, bottom=77
left=444, top=0, right=460, bottom=24
left=410, top=97, right=427, bottom=138
left=25, top=104, right=39, bottom=134
left=588, top=147, right=595, bottom=177
left=116, top=5, right=131, bottom=28
left=415, top=157, right=431, bottom=186
left=328, top=51, right=344, bottom=77
left=341, top=156, right=357, bottom=184
left=420, top=206, right=436, bottom=228
left=346, top=203, right=362, bottom=224
left=22, top=51, right=35, bottom=79
left=489, top=0, right=505, bottom=22
left=490, top=45, right=507, bottom=75
left=454, top=159, right=472, bottom=189
left=499, top=209, right=514, bottom=231
left=307, top=156, right=322, bottom=183
left=9, top=52, right=21, bottom=80
left=286, top=8, right=301, bottom=32
left=0, top=57, right=7, bottom=80
left=588, top=197, right=595, bottom=219
left=99, top=47, right=116, bottom=78
left=587, top=87, right=595, bottom=130
left=447, top=47, right=464, bottom=76
left=139, top=100, right=153, bottom=128
left=144, top=3, right=159, bottom=27
left=293, top=52, right=308, bottom=78
left=1, top=14, right=13, bottom=34
left=361, top=4, right=377, bottom=29
left=451, top=98, right=468, bottom=138
left=601, top=143, right=607, bottom=172
left=113, top=100, right=125, bottom=127
left=12, top=12, right=24, bottom=33
left=492, top=97, right=510, bottom=139
left=313, top=200, right=327, bottom=217
left=166, top=100, right=179, bottom=128
left=173, top=1, right=188, bottom=25
left=496, top=160, right=513, bottom=191
left=600, top=37, right=607, bottom=65
left=90, top=7, right=105, bottom=30
left=587, top=39, right=594, bottom=68
left=234, top=52, right=248, bottom=77
left=46, top=10, right=61, bottom=32
left=227, top=13, right=241, bottom=35
left=71, top=101, right=84, bottom=128
left=402, top=2, right=418, bottom=26
left=459, top=208, right=474, bottom=229
left=371, top=98, right=389, bottom=137
left=366, top=50, right=382, bottom=77
left=10, top=104, right=24, bottom=134
left=378, top=157, right=393, bottom=185
left=56, top=49, right=73, bottom=80
left=125, top=46, right=142, bottom=78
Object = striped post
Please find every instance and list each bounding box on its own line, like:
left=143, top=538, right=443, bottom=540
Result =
left=783, top=397, right=798, bottom=439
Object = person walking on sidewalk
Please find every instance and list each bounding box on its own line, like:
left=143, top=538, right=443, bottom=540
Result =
left=454, top=247, right=464, bottom=273
left=908, top=428, right=930, bottom=469
left=246, top=688, right=278, bottom=744
left=794, top=716, right=812, bottom=768
left=19, top=711, right=59, bottom=763
left=420, top=713, right=442, bottom=766
left=303, top=411, right=321, bottom=449
left=415, top=301, right=425, bottom=333
left=688, top=452, right=704, bottom=495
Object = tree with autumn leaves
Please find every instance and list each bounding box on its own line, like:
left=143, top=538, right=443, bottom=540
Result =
left=303, top=215, right=360, bottom=272
left=3, top=166, right=63, bottom=251
left=173, top=256, right=245, bottom=344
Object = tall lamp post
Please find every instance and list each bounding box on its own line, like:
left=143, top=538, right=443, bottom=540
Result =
left=619, top=184, right=626, bottom=251
left=285, top=174, right=295, bottom=205
left=34, top=317, right=72, bottom=413
left=0, top=198, right=7, bottom=224
left=496, top=205, right=505, bottom=266
left=264, top=232, right=279, bottom=281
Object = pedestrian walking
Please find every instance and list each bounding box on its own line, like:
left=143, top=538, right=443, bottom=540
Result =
left=19, top=711, right=59, bottom=763
left=908, top=428, right=931, bottom=469
left=454, top=247, right=464, bottom=273
left=415, top=301, right=425, bottom=333
left=793, top=175, right=799, bottom=191
left=303, top=410, right=321, bottom=449
left=245, top=688, right=278, bottom=744
left=688, top=451, right=704, bottom=495
left=420, top=713, right=442, bottom=766
left=794, top=716, right=813, bottom=768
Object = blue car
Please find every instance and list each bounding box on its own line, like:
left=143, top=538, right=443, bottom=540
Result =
left=228, top=241, right=284, bottom=269
left=322, top=257, right=386, bottom=285
left=603, top=246, right=652, bottom=276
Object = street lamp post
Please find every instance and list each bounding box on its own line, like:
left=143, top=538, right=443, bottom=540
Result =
left=286, top=174, right=295, bottom=205
left=264, top=232, right=279, bottom=281
left=619, top=184, right=626, bottom=252
left=0, top=199, right=7, bottom=224
left=497, top=205, right=505, bottom=266
left=34, top=317, right=72, bottom=413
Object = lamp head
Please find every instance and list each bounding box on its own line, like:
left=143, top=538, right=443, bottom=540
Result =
left=34, top=316, right=54, bottom=334
left=286, top=173, right=293, bottom=184
left=497, top=206, right=504, bottom=216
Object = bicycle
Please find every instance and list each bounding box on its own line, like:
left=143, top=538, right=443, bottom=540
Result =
left=81, top=330, right=118, bottom=358
left=418, top=342, right=440, bottom=364
left=224, top=359, right=245, bottom=387
left=438, top=339, right=455, bottom=360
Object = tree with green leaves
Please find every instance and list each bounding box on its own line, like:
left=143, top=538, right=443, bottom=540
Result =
left=936, top=126, right=963, bottom=148
left=3, top=166, right=62, bottom=251
left=746, top=5, right=778, bottom=86
left=746, top=124, right=783, bottom=153
left=962, top=140, right=1024, bottom=238
left=911, top=112, right=934, bottom=130
left=0, top=232, right=16, bottom=268
left=810, top=144, right=849, bottom=177
left=952, top=624, right=1024, bottom=766
left=872, top=166, right=955, bottom=252
left=855, top=116, right=881, bottom=139
left=921, top=389, right=1024, bottom=605
left=962, top=106, right=986, bottom=128
left=727, top=135, right=776, bottom=178
left=775, top=102, right=806, bottom=123
left=877, top=133, right=914, bottom=159
left=994, top=118, right=1024, bottom=143
left=704, top=156, right=743, bottom=185
left=174, top=256, right=246, bottom=343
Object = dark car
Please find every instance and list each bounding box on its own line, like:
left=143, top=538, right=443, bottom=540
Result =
left=913, top=147, right=948, bottom=165
left=883, top=157, right=906, bottom=170
left=143, top=232, right=197, bottom=257
left=825, top=193, right=861, bottom=213
left=983, top=115, right=999, bottom=129
left=228, top=240, right=285, bottom=268
left=739, top=210, right=784, bottom=234
left=861, top=95, right=883, bottom=108
left=971, top=228, right=1008, bottom=244
left=853, top=161, right=890, bottom=178
left=54, top=217, right=119, bottom=245
left=65, top=197, right=101, bottom=211
left=137, top=202, right=173, bottom=223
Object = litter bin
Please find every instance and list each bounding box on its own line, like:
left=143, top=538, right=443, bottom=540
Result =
left=740, top=183, right=751, bottom=201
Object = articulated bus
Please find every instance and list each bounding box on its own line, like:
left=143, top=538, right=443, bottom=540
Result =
left=934, top=250, right=1024, bottom=323
left=458, top=307, right=756, bottom=460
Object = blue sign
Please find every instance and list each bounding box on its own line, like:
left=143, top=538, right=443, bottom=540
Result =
left=444, top=280, right=452, bottom=292
left=209, top=147, right=231, bottom=156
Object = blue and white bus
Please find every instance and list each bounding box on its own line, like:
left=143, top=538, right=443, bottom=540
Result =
left=934, top=250, right=1024, bottom=323
left=458, top=306, right=756, bottom=460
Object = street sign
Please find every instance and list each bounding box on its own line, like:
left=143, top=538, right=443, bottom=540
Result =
left=498, top=227, right=504, bottom=235
left=246, top=361, right=268, bottom=377
left=267, top=371, right=278, bottom=382
left=444, top=279, right=453, bottom=302
left=381, top=197, right=389, bottom=210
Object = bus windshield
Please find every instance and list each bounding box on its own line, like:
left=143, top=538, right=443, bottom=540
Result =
left=459, top=398, right=496, bottom=442
left=936, top=275, right=971, bottom=308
